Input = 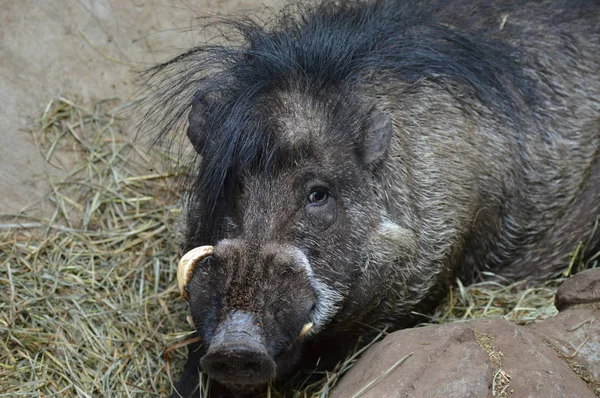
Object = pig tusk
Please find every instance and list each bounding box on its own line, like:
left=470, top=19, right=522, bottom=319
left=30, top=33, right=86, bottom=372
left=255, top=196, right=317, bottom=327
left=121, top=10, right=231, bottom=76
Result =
left=177, top=245, right=214, bottom=300
left=186, top=315, right=195, bottom=328
left=296, top=322, right=313, bottom=341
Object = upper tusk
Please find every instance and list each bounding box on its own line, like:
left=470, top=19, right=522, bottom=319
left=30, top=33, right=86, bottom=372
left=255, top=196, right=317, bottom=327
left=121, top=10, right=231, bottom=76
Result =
left=177, top=245, right=214, bottom=300
left=296, top=322, right=313, bottom=341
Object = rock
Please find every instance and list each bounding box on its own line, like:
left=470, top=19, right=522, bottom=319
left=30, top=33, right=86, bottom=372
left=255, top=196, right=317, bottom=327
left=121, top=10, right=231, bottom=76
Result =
left=332, top=270, right=600, bottom=397
left=331, top=318, right=597, bottom=397
left=331, top=322, right=492, bottom=398
left=531, top=310, right=600, bottom=394
left=556, top=268, right=600, bottom=311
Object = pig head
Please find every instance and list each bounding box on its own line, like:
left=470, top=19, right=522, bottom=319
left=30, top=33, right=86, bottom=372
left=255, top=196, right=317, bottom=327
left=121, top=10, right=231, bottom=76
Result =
left=174, top=89, right=412, bottom=393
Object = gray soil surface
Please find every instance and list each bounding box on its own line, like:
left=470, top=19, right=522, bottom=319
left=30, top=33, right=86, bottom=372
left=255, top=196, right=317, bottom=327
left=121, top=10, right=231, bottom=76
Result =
left=0, top=0, right=270, bottom=216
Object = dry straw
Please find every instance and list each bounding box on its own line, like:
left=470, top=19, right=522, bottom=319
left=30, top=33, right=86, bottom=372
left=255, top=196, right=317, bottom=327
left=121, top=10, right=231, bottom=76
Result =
left=0, top=97, right=596, bottom=397
left=0, top=97, right=190, bottom=397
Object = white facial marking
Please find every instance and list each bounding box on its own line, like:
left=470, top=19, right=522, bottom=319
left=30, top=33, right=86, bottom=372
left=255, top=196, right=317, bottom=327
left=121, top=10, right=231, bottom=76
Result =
left=285, top=246, right=343, bottom=335
left=215, top=238, right=240, bottom=248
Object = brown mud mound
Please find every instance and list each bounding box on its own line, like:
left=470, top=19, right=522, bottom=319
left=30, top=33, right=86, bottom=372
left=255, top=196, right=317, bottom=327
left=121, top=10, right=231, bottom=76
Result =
left=333, top=269, right=600, bottom=398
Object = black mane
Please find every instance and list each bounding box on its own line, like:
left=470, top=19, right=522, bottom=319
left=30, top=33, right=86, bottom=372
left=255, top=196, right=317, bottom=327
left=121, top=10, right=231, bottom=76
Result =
left=139, top=0, right=534, bottom=242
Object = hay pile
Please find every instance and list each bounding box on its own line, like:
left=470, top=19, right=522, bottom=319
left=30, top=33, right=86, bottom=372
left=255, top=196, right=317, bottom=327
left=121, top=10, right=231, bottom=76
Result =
left=0, top=97, right=190, bottom=396
left=0, top=97, right=595, bottom=397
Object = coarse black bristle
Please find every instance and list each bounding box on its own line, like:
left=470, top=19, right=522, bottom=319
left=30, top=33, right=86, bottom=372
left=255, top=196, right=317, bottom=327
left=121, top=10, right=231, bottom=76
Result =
left=138, top=0, right=534, bottom=243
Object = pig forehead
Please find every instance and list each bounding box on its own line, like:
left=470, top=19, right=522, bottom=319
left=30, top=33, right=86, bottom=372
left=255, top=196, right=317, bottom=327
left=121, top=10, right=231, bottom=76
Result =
left=271, top=89, right=331, bottom=147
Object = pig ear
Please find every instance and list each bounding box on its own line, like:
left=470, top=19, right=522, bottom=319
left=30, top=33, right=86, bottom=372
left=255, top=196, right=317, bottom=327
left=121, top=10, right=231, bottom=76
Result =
left=360, top=107, right=393, bottom=166
left=187, top=96, right=210, bottom=153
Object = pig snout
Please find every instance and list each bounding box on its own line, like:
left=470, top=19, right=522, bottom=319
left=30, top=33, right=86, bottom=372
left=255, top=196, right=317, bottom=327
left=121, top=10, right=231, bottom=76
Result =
left=201, top=311, right=275, bottom=385
left=178, top=241, right=322, bottom=386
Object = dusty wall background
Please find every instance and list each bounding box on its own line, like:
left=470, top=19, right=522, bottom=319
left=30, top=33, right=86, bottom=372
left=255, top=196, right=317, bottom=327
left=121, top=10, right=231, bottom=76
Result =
left=0, top=0, right=271, bottom=215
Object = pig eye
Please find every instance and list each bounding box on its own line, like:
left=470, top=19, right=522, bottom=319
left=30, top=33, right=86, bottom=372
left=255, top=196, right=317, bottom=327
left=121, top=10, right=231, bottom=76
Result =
left=305, top=186, right=336, bottom=228
left=307, top=189, right=329, bottom=206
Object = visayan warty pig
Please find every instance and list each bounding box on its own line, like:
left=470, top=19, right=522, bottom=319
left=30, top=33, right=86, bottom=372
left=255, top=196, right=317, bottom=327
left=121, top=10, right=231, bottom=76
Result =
left=139, top=0, right=600, bottom=396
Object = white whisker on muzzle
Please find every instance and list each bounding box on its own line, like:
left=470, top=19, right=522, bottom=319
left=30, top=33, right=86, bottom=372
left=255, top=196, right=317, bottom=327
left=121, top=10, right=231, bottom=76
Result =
left=285, top=246, right=343, bottom=336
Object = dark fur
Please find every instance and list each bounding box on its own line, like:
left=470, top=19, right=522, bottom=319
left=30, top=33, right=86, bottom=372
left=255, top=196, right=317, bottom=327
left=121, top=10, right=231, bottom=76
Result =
left=143, top=0, right=538, bottom=243
left=139, top=0, right=600, bottom=396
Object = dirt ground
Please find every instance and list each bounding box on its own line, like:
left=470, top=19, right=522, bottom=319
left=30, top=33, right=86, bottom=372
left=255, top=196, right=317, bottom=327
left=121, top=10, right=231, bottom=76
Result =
left=0, top=0, right=271, bottom=216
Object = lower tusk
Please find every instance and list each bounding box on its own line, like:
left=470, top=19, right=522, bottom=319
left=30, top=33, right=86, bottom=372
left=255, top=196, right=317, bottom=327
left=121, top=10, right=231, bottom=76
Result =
left=296, top=322, right=313, bottom=341
left=186, top=315, right=195, bottom=328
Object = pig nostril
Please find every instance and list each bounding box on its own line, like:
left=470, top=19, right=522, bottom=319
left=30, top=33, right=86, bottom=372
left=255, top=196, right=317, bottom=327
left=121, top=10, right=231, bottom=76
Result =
left=201, top=345, right=275, bottom=385
left=212, top=361, right=229, bottom=372
left=244, top=361, right=258, bottom=370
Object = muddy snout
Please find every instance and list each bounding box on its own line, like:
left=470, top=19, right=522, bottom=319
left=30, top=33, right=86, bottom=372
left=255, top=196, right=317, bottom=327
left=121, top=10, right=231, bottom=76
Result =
left=200, top=311, right=275, bottom=385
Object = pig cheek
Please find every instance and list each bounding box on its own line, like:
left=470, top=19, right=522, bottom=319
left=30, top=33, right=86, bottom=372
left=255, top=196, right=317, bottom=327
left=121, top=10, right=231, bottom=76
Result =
left=187, top=274, right=222, bottom=343
left=305, top=201, right=337, bottom=230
